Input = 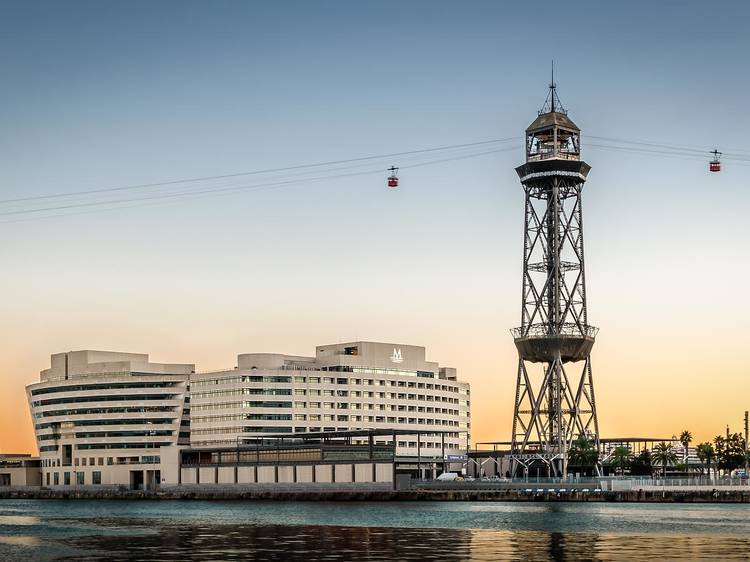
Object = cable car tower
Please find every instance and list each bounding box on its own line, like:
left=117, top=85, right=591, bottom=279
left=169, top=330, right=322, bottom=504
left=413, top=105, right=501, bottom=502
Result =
left=510, top=71, right=600, bottom=478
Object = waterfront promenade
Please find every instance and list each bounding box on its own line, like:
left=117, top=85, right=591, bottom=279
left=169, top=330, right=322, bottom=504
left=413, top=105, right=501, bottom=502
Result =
left=2, top=477, right=748, bottom=503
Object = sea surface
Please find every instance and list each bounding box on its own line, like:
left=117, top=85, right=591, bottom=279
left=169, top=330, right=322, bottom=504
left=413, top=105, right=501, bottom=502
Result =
left=1, top=499, right=749, bottom=561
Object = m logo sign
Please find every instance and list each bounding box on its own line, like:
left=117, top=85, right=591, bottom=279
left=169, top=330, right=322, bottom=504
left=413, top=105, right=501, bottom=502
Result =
left=390, top=348, right=403, bottom=363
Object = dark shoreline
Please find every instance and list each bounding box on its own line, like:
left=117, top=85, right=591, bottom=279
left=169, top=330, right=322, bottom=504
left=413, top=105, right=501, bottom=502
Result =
left=2, top=488, right=749, bottom=503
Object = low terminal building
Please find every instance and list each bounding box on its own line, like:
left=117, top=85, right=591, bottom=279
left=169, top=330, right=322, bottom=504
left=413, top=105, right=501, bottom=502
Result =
left=0, top=454, right=42, bottom=487
left=162, top=429, right=463, bottom=490
left=23, top=342, right=471, bottom=490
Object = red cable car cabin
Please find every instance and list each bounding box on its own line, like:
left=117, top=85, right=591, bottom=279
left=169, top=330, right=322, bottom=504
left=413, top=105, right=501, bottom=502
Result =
left=387, top=166, right=399, bottom=188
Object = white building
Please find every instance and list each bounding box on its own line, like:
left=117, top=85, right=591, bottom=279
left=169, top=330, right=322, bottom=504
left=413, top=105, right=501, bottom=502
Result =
left=25, top=342, right=471, bottom=489
left=190, top=342, right=471, bottom=457
left=26, top=350, right=193, bottom=489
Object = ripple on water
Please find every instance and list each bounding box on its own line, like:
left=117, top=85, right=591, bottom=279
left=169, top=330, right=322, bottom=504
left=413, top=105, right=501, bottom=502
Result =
left=1, top=500, right=750, bottom=561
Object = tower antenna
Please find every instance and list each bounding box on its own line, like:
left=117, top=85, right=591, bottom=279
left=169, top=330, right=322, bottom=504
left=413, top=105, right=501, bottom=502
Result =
left=550, top=60, right=555, bottom=113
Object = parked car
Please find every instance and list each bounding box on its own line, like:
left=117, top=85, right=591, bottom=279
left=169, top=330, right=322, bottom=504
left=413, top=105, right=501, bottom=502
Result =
left=437, top=472, right=461, bottom=481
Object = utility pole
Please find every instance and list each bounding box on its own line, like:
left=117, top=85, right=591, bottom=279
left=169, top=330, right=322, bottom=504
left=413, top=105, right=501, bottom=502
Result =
left=744, top=411, right=748, bottom=477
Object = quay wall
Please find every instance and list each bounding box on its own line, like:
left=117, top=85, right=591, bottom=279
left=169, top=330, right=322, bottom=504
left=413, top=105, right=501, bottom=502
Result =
left=1, top=486, right=749, bottom=503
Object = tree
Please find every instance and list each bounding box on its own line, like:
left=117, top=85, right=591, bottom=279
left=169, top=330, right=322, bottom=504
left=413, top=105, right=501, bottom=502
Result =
left=696, top=442, right=715, bottom=477
left=610, top=446, right=631, bottom=476
left=651, top=442, right=677, bottom=477
left=717, top=433, right=746, bottom=473
left=679, top=430, right=693, bottom=465
left=568, top=436, right=600, bottom=470
left=630, top=449, right=652, bottom=476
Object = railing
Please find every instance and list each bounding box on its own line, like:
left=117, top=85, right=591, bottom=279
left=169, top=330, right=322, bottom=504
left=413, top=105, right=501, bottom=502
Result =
left=618, top=476, right=749, bottom=488
left=527, top=152, right=580, bottom=162
left=512, top=323, right=599, bottom=339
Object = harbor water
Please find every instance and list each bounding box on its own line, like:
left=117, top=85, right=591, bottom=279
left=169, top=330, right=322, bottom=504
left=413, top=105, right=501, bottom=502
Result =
left=1, top=499, right=750, bottom=560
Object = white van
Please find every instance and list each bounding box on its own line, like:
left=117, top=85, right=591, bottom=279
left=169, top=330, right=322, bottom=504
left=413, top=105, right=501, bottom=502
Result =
left=437, top=472, right=462, bottom=481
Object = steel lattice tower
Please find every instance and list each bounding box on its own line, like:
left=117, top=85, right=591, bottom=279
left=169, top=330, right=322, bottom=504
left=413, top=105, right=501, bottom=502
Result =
left=510, top=77, right=600, bottom=478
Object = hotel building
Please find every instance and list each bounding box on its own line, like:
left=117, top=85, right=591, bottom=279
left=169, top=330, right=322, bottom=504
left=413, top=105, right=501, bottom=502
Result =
left=26, top=350, right=193, bottom=489
left=25, top=342, right=470, bottom=489
left=190, top=341, right=471, bottom=456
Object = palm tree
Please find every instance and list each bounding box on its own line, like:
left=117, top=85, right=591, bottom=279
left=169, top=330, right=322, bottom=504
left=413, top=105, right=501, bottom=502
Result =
left=696, top=442, right=715, bottom=479
left=568, top=436, right=600, bottom=471
left=651, top=442, right=677, bottom=477
left=679, top=430, right=693, bottom=466
left=610, top=446, right=631, bottom=476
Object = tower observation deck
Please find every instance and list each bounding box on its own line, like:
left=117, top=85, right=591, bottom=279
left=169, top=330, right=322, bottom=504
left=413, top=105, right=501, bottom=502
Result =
left=509, top=76, right=600, bottom=478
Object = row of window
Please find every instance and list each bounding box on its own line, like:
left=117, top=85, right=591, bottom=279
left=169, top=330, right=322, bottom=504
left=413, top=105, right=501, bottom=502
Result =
left=321, top=366, right=435, bottom=378
left=41, top=455, right=161, bottom=468
left=193, top=375, right=293, bottom=387
left=191, top=388, right=293, bottom=399
left=31, top=394, right=180, bottom=407
left=193, top=436, right=464, bottom=449
left=192, top=401, right=292, bottom=411
left=31, top=381, right=180, bottom=396
left=34, top=406, right=178, bottom=419
left=193, top=388, right=468, bottom=406
left=76, top=442, right=171, bottom=450
left=35, top=418, right=175, bottom=430
left=193, top=374, right=466, bottom=394
left=47, top=471, right=101, bottom=486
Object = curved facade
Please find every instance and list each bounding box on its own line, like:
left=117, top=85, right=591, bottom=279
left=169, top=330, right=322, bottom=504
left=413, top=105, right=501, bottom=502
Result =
left=27, top=351, right=193, bottom=488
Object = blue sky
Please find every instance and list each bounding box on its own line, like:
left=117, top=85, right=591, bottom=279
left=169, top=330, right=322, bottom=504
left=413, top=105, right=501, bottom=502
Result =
left=1, top=0, right=749, bottom=451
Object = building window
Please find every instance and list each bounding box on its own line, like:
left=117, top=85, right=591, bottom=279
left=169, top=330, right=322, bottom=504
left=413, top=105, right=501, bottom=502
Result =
left=46, top=473, right=50, bottom=486
left=64, top=472, right=70, bottom=486
left=76, top=472, right=84, bottom=485
left=54, top=472, right=59, bottom=485
left=92, top=471, right=101, bottom=485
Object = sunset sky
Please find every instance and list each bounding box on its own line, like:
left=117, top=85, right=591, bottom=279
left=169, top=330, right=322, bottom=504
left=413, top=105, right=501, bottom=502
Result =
left=1, top=1, right=748, bottom=454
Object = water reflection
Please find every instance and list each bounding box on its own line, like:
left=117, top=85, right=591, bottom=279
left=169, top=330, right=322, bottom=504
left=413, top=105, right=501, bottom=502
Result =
left=57, top=521, right=750, bottom=561
left=0, top=535, right=41, bottom=546
left=4, top=501, right=750, bottom=561
left=0, top=515, right=41, bottom=525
